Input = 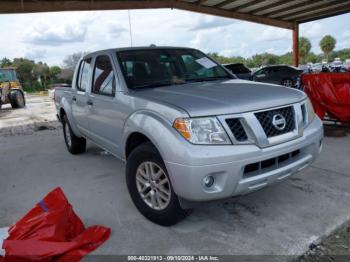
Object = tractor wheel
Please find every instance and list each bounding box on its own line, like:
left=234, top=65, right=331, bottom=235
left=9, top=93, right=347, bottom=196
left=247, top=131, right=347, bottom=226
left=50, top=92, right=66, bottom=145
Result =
left=9, top=90, right=26, bottom=109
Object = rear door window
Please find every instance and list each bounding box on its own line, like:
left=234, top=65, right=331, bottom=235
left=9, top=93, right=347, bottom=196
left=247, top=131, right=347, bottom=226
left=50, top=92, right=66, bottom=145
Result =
left=225, top=64, right=250, bottom=74
left=92, top=55, right=116, bottom=97
left=77, top=58, right=92, bottom=92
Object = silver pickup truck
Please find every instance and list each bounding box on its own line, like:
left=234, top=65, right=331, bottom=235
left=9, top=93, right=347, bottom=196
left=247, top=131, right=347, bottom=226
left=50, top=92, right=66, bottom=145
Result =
left=55, top=47, right=323, bottom=226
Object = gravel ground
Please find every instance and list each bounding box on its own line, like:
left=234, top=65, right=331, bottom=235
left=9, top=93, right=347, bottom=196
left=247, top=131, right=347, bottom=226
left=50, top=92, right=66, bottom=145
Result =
left=299, top=222, right=350, bottom=261
left=0, top=93, right=58, bottom=136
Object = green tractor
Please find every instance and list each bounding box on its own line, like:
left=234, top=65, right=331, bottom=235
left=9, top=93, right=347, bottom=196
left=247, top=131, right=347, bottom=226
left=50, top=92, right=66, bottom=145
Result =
left=0, top=68, right=26, bottom=109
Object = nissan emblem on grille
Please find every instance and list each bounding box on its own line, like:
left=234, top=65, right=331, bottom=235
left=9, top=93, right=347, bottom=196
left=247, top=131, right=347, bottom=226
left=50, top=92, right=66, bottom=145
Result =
left=255, top=106, right=295, bottom=137
left=272, top=114, right=286, bottom=130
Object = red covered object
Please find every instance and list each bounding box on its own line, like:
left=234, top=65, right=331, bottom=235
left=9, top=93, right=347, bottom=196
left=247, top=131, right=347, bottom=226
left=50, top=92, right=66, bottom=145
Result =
left=301, top=73, right=350, bottom=122
left=1, top=187, right=110, bottom=262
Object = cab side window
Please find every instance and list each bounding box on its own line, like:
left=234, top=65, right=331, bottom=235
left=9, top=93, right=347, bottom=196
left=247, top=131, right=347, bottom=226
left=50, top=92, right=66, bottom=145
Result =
left=77, top=58, right=92, bottom=92
left=92, top=55, right=116, bottom=97
left=258, top=68, right=268, bottom=75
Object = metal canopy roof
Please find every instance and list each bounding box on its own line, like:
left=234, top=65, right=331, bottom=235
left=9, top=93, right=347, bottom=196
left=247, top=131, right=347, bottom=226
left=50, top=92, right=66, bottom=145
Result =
left=1, top=0, right=349, bottom=29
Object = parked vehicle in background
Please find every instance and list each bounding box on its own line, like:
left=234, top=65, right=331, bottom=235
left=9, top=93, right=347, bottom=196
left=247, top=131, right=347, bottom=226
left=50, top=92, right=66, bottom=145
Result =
left=55, top=46, right=323, bottom=226
left=310, top=63, right=323, bottom=73
left=49, top=84, right=71, bottom=99
left=298, top=64, right=312, bottom=74
left=345, top=59, right=350, bottom=71
left=0, top=68, right=26, bottom=109
left=223, top=63, right=251, bottom=80
left=252, top=65, right=302, bottom=87
left=330, top=58, right=347, bottom=72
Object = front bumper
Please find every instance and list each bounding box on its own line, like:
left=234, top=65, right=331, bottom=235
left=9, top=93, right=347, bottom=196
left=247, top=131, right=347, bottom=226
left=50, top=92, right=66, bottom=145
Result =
left=165, top=116, right=323, bottom=201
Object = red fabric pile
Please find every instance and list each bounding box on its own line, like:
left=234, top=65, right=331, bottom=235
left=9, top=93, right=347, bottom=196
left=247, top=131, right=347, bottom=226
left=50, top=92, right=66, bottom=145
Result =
left=302, top=73, right=350, bottom=122
left=1, top=187, right=110, bottom=261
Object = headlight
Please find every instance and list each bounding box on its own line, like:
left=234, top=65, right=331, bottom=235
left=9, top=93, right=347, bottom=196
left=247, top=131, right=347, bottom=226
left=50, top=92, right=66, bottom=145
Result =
left=173, top=117, right=231, bottom=145
left=304, top=97, right=315, bottom=126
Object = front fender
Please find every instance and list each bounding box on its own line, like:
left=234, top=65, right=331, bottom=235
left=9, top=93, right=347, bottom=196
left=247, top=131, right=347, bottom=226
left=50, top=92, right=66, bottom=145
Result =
left=121, top=110, right=185, bottom=162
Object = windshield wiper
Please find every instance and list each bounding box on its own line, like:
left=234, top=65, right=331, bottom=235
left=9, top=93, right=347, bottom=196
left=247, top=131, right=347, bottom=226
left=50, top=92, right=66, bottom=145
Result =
left=133, top=80, right=173, bottom=89
left=186, top=76, right=232, bottom=82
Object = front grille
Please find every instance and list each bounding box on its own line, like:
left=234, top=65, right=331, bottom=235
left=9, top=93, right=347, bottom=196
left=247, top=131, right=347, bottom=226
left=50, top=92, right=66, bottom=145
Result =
left=243, top=149, right=300, bottom=178
left=225, top=118, right=248, bottom=142
left=255, top=106, right=295, bottom=138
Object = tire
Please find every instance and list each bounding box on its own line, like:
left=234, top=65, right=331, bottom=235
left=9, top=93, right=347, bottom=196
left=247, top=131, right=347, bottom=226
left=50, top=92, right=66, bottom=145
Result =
left=281, top=79, right=294, bottom=87
left=9, top=90, right=26, bottom=108
left=62, top=115, right=86, bottom=154
left=126, top=142, right=187, bottom=226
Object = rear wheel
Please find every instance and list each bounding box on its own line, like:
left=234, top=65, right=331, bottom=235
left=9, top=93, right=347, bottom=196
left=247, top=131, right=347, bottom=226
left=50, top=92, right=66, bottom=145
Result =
left=126, top=142, right=187, bottom=226
left=62, top=115, right=86, bottom=154
left=9, top=90, right=25, bottom=108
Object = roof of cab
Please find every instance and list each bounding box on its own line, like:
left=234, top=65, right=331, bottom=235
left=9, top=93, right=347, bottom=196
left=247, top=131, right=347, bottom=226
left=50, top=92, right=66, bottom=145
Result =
left=84, top=46, right=195, bottom=57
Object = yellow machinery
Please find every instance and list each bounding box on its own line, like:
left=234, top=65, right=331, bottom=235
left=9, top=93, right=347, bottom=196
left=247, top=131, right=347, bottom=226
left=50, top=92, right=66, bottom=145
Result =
left=0, top=68, right=26, bottom=109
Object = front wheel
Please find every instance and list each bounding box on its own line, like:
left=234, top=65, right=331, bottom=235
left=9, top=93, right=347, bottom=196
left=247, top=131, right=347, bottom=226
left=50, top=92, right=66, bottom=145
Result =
left=126, top=142, right=187, bottom=226
left=62, top=115, right=86, bottom=154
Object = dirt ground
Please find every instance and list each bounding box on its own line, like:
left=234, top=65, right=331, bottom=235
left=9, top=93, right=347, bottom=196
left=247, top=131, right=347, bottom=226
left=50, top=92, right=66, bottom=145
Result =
left=299, top=222, right=350, bottom=261
left=0, top=93, right=59, bottom=136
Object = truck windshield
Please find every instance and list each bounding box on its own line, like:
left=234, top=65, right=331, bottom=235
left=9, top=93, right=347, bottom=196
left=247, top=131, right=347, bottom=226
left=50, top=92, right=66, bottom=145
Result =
left=117, top=48, right=233, bottom=89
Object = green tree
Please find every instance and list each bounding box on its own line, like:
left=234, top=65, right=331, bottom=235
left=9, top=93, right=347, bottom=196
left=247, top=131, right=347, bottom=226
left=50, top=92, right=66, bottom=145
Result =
left=207, top=53, right=245, bottom=64
left=0, top=57, right=12, bottom=68
left=33, top=62, right=50, bottom=88
left=251, top=53, right=279, bottom=67
left=11, top=58, right=46, bottom=91
left=306, top=52, right=319, bottom=63
left=62, top=52, right=87, bottom=83
left=63, top=52, right=87, bottom=70
left=49, top=66, right=62, bottom=84
left=319, top=35, right=336, bottom=62
left=330, top=48, right=350, bottom=62
left=299, top=37, right=311, bottom=64
left=279, top=52, right=293, bottom=65
left=11, top=58, right=36, bottom=86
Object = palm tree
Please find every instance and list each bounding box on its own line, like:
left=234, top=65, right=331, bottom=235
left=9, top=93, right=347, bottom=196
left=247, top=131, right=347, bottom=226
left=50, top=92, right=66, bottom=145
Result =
left=299, top=37, right=311, bottom=64
left=319, top=35, right=336, bottom=62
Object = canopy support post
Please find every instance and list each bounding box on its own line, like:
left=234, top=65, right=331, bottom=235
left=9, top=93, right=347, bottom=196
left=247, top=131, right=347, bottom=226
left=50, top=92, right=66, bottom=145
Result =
left=293, top=22, right=299, bottom=67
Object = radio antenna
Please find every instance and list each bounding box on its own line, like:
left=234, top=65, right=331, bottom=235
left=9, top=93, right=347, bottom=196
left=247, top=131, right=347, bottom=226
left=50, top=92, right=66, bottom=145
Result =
left=128, top=10, right=133, bottom=47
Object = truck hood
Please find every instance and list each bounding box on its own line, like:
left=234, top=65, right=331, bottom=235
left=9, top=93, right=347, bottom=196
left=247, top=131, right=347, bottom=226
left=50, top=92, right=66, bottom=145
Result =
left=130, top=79, right=306, bottom=117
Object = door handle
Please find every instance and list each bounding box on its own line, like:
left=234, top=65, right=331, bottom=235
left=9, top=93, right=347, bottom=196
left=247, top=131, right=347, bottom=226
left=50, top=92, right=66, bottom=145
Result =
left=87, top=100, right=93, bottom=106
left=72, top=96, right=77, bottom=102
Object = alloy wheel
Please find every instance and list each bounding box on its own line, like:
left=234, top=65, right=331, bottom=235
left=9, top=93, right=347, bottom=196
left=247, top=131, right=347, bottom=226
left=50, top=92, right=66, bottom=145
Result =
left=135, top=161, right=171, bottom=210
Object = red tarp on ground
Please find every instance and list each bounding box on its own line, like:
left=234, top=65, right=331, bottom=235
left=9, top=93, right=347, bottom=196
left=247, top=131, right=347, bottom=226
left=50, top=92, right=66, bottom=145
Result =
left=1, top=187, right=111, bottom=262
left=302, top=73, right=350, bottom=122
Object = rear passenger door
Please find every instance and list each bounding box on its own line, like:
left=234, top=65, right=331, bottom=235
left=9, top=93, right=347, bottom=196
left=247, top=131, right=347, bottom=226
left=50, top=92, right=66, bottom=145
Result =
left=86, top=54, right=123, bottom=153
left=71, top=57, right=92, bottom=132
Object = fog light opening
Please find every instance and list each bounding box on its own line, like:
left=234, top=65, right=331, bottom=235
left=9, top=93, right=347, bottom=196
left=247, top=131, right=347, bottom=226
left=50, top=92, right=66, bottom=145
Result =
left=203, top=175, right=215, bottom=188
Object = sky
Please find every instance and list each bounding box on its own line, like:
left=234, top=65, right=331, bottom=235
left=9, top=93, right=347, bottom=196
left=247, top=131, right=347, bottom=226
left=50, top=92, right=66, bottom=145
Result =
left=0, top=8, right=349, bottom=66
